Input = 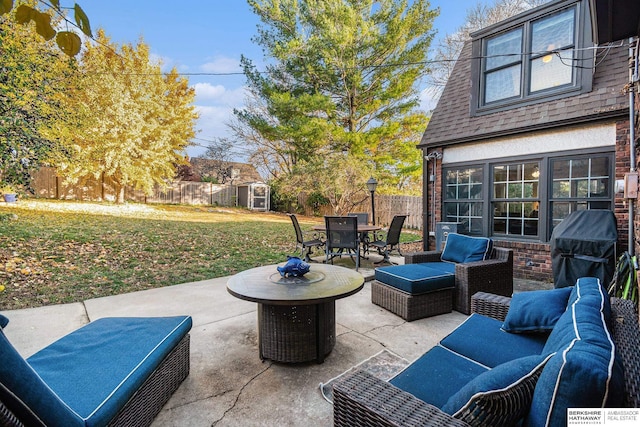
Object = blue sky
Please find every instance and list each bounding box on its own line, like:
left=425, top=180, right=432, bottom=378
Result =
left=80, top=0, right=484, bottom=159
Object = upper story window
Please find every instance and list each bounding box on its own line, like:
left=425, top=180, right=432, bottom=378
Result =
left=471, top=0, right=592, bottom=114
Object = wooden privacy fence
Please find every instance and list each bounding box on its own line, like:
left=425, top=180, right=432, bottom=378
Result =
left=297, top=193, right=423, bottom=230
left=30, top=168, right=423, bottom=228
left=32, top=167, right=236, bottom=206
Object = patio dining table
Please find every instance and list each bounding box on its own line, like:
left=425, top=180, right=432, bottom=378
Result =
left=313, top=223, right=381, bottom=256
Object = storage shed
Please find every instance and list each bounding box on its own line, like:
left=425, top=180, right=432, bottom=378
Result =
left=236, top=183, right=270, bottom=211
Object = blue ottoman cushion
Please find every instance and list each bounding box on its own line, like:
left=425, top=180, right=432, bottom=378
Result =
left=390, top=345, right=488, bottom=408
left=375, top=263, right=455, bottom=294
left=440, top=314, right=547, bottom=368
left=13, top=316, right=192, bottom=427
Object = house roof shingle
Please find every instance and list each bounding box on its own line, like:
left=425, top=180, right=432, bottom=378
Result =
left=419, top=39, right=629, bottom=149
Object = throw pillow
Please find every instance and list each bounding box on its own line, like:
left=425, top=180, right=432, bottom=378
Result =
left=502, top=287, right=573, bottom=333
left=441, top=233, right=493, bottom=264
left=442, top=353, right=553, bottom=427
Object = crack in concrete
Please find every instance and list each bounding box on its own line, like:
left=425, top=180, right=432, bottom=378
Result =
left=336, top=321, right=406, bottom=339
left=364, top=321, right=407, bottom=335
left=80, top=301, right=91, bottom=323
left=210, top=362, right=273, bottom=426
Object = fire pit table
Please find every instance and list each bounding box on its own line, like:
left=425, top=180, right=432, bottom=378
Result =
left=227, top=263, right=364, bottom=363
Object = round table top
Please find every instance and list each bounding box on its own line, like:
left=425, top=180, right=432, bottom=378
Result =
left=227, top=263, right=364, bottom=306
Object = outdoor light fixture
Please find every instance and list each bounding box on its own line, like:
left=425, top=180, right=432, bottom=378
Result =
left=366, top=177, right=378, bottom=225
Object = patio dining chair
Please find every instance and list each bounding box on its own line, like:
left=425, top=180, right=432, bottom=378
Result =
left=370, top=215, right=407, bottom=265
left=347, top=212, right=369, bottom=225
left=289, top=214, right=324, bottom=262
left=348, top=212, right=371, bottom=253
left=325, top=216, right=360, bottom=271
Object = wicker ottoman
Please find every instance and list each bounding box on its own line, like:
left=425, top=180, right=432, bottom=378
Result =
left=372, top=280, right=453, bottom=321
left=372, top=263, right=455, bottom=321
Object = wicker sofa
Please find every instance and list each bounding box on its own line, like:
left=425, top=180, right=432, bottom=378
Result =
left=373, top=233, right=513, bottom=318
left=0, top=314, right=192, bottom=427
left=335, top=277, right=640, bottom=427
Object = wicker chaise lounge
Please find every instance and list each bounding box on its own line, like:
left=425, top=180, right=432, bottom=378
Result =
left=0, top=315, right=192, bottom=427
left=334, top=283, right=640, bottom=426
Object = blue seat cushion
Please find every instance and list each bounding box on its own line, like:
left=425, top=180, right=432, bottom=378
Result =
left=528, top=278, right=623, bottom=427
left=375, top=263, right=455, bottom=294
left=440, top=314, right=547, bottom=368
left=1, top=315, right=83, bottom=427
left=26, top=316, right=192, bottom=427
left=441, top=233, right=493, bottom=263
left=390, top=345, right=488, bottom=408
left=502, top=287, right=573, bottom=334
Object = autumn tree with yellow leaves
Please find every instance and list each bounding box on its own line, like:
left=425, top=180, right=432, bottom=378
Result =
left=59, top=30, right=199, bottom=203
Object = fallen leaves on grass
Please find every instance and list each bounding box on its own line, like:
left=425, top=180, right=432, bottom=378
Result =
left=0, top=201, right=297, bottom=310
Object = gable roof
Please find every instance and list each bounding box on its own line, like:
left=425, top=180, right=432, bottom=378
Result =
left=189, top=158, right=264, bottom=184
left=419, top=38, right=629, bottom=149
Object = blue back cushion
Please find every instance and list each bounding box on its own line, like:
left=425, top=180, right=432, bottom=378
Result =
left=441, top=233, right=493, bottom=264
left=374, top=263, right=455, bottom=294
left=442, top=353, right=553, bottom=422
left=27, top=316, right=192, bottom=427
left=0, top=316, right=84, bottom=427
left=440, top=314, right=547, bottom=368
left=390, top=345, right=488, bottom=408
left=528, top=277, right=623, bottom=427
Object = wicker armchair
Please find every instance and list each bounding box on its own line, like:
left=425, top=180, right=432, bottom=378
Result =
left=333, top=293, right=640, bottom=426
left=403, top=247, right=513, bottom=314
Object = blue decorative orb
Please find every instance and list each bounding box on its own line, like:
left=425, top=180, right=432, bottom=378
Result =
left=277, top=256, right=311, bottom=277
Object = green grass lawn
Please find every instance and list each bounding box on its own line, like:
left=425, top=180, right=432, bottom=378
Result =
left=0, top=200, right=421, bottom=310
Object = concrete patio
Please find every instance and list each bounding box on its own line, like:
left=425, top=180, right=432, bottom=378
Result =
left=1, top=256, right=550, bottom=426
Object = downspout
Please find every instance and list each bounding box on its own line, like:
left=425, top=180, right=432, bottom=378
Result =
left=629, top=37, right=639, bottom=255
left=423, top=151, right=443, bottom=250
left=423, top=150, right=429, bottom=250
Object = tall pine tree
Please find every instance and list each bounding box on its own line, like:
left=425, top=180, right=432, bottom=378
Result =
left=234, top=0, right=437, bottom=200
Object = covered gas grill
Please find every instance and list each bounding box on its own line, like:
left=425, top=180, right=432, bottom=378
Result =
left=550, top=210, right=618, bottom=288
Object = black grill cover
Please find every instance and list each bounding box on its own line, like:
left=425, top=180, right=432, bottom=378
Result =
left=551, top=210, right=618, bottom=288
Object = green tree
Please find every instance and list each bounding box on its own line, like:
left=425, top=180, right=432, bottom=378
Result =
left=234, top=0, right=437, bottom=198
left=59, top=30, right=198, bottom=203
left=0, top=7, right=76, bottom=191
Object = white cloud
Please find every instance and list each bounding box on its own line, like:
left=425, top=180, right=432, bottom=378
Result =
left=193, top=83, right=226, bottom=100
left=191, top=83, right=248, bottom=107
left=200, top=56, right=242, bottom=74
left=193, top=105, right=234, bottom=140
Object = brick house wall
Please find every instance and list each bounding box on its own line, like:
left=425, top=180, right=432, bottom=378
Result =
left=424, top=118, right=631, bottom=283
